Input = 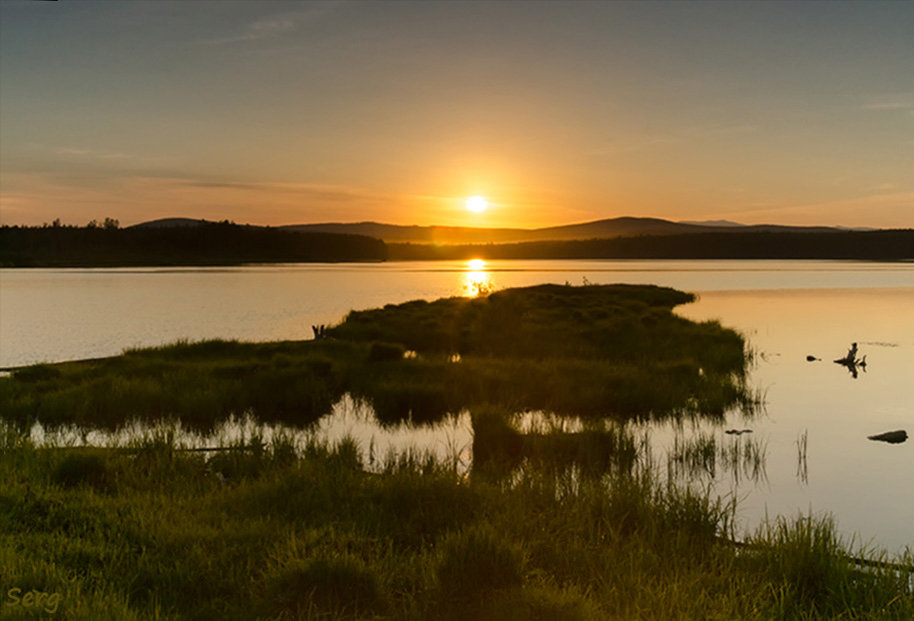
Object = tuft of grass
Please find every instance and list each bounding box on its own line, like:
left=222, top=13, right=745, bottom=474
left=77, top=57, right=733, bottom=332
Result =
left=747, top=515, right=864, bottom=615
left=51, top=450, right=114, bottom=492
left=435, top=524, right=525, bottom=603
left=264, top=555, right=385, bottom=618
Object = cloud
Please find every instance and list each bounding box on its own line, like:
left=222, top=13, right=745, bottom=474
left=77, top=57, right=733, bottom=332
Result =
left=174, top=178, right=395, bottom=204
left=52, top=147, right=135, bottom=161
left=861, top=92, right=914, bottom=114
left=199, top=4, right=341, bottom=46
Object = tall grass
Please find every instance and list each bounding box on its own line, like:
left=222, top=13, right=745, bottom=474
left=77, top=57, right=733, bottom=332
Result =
left=2, top=433, right=910, bottom=619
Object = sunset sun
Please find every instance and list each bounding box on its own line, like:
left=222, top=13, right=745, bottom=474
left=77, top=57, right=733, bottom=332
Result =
left=465, top=195, right=488, bottom=213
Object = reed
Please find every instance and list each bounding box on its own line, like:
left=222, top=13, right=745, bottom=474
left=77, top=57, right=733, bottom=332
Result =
left=1, top=434, right=910, bottom=619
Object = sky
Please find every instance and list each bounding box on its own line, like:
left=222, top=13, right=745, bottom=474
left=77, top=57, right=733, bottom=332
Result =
left=1, top=1, right=912, bottom=229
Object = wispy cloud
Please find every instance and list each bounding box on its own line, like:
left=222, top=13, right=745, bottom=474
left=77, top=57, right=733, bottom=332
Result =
left=199, top=4, right=341, bottom=46
left=52, top=146, right=136, bottom=161
left=174, top=178, right=395, bottom=204
left=861, top=92, right=914, bottom=115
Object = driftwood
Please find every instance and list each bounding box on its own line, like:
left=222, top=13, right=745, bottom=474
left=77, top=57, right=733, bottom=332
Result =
left=833, top=343, right=867, bottom=378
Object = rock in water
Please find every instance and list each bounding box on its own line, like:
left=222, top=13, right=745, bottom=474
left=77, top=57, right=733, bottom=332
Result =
left=867, top=430, right=907, bottom=444
left=806, top=355, right=819, bottom=361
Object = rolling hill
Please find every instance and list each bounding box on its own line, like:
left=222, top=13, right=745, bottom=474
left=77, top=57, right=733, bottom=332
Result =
left=277, top=217, right=845, bottom=244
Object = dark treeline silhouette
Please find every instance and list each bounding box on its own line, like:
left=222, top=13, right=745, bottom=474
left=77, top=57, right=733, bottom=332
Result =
left=389, top=230, right=914, bottom=261
left=0, top=221, right=388, bottom=266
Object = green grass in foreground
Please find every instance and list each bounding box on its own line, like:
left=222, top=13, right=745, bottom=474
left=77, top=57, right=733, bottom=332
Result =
left=1, top=432, right=910, bottom=620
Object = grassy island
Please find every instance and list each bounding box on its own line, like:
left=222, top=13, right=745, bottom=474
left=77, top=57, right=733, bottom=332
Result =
left=1, top=285, right=911, bottom=619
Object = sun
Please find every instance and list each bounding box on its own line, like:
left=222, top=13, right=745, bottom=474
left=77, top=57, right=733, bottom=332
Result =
left=465, top=195, right=488, bottom=213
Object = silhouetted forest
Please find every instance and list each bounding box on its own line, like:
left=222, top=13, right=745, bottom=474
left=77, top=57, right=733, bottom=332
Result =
left=3, top=223, right=910, bottom=266
left=0, top=221, right=388, bottom=266
left=389, top=230, right=914, bottom=261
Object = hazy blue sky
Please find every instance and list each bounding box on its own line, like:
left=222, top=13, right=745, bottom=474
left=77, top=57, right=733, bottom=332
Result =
left=1, top=0, right=911, bottom=227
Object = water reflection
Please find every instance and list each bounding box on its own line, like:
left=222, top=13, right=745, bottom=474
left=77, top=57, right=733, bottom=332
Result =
left=666, top=430, right=768, bottom=486
left=464, top=259, right=494, bottom=296
left=16, top=396, right=475, bottom=475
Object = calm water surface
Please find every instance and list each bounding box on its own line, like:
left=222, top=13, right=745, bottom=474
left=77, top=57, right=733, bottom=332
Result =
left=1, top=260, right=912, bottom=552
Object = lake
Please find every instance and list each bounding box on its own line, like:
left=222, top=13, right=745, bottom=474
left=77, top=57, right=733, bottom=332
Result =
left=1, top=260, right=912, bottom=553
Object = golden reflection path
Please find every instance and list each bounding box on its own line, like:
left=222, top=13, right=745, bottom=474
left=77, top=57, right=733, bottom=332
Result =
left=463, top=259, right=494, bottom=296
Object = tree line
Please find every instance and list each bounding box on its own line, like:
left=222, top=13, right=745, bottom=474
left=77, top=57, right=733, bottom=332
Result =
left=0, top=221, right=388, bottom=267
left=389, top=230, right=914, bottom=261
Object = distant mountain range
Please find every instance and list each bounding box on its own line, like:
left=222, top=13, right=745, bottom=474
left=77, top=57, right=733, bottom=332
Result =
left=132, top=216, right=862, bottom=244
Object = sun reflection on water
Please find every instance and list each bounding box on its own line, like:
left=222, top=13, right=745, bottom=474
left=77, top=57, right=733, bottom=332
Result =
left=464, top=259, right=493, bottom=296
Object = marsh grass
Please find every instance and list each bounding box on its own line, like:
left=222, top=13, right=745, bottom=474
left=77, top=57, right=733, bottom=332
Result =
left=435, top=524, right=525, bottom=602
left=741, top=515, right=914, bottom=617
left=263, top=555, right=386, bottom=618
left=1, top=285, right=754, bottom=436
left=2, top=285, right=908, bottom=618
left=1, top=431, right=910, bottom=619
left=51, top=450, right=114, bottom=492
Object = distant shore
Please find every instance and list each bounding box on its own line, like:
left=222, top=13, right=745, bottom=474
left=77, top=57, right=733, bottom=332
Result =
left=2, top=223, right=911, bottom=267
left=0, top=221, right=388, bottom=267
left=388, top=229, right=914, bottom=262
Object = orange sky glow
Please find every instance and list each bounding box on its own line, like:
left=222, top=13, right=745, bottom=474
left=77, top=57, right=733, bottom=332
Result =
left=1, top=1, right=912, bottom=229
